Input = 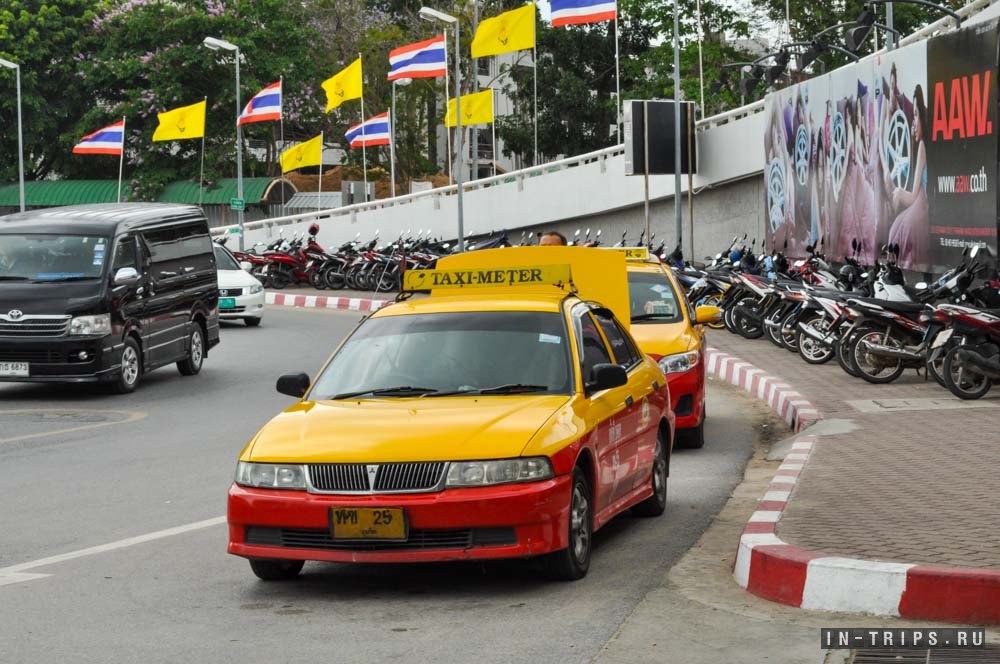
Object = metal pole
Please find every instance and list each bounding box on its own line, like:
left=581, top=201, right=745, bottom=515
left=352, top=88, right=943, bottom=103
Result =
left=318, top=131, right=323, bottom=212
left=687, top=104, right=694, bottom=261
left=672, top=0, right=682, bottom=250
left=391, top=84, right=397, bottom=197
left=444, top=31, right=453, bottom=183
left=696, top=0, right=705, bottom=120
left=454, top=21, right=465, bottom=252
left=235, top=47, right=245, bottom=251
left=359, top=53, right=368, bottom=203
left=15, top=64, right=24, bottom=213
left=492, top=88, right=497, bottom=177
left=117, top=116, right=126, bottom=203
left=886, top=3, right=896, bottom=50
left=614, top=15, right=622, bottom=139
left=279, top=75, right=286, bottom=210
left=643, top=101, right=650, bottom=242
left=472, top=0, right=479, bottom=181
left=533, top=44, right=538, bottom=166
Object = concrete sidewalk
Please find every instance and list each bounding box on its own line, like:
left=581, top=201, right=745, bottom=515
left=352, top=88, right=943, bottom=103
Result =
left=707, top=331, right=1000, bottom=623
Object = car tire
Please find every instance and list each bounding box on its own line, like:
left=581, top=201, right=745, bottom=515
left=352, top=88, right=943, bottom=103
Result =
left=249, top=558, right=304, bottom=581
left=676, top=408, right=705, bottom=449
left=177, top=324, right=205, bottom=376
left=544, top=466, right=592, bottom=581
left=112, top=337, right=142, bottom=394
left=244, top=317, right=262, bottom=327
left=633, top=429, right=669, bottom=515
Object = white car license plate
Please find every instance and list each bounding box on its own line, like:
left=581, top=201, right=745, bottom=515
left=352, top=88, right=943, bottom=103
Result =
left=0, top=362, right=29, bottom=377
left=931, top=328, right=953, bottom=349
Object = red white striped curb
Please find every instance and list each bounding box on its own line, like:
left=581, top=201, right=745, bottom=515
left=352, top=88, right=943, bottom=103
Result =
left=705, top=346, right=1000, bottom=624
left=265, top=291, right=389, bottom=312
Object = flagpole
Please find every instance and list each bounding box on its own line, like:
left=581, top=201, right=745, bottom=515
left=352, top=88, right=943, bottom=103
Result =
left=279, top=76, right=286, bottom=210
left=389, top=105, right=396, bottom=198
left=359, top=52, right=369, bottom=203
left=491, top=88, right=497, bottom=177
left=533, top=43, right=538, bottom=166
left=443, top=31, right=453, bottom=183
left=318, top=131, right=323, bottom=212
left=199, top=97, right=207, bottom=209
left=117, top=116, right=126, bottom=203
left=696, top=0, right=705, bottom=120
left=614, top=14, right=622, bottom=141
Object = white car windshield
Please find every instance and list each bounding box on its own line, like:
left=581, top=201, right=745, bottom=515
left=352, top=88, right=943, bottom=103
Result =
left=0, top=234, right=109, bottom=282
left=213, top=245, right=242, bottom=270
left=310, top=311, right=573, bottom=399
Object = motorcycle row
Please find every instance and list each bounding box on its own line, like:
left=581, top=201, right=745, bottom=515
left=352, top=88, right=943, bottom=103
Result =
left=669, top=236, right=1000, bottom=401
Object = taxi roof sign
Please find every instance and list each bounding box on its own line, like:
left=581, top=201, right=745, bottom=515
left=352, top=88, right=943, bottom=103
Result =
left=605, top=246, right=649, bottom=261
left=402, top=264, right=572, bottom=292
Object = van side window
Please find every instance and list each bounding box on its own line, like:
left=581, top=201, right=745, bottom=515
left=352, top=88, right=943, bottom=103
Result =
left=112, top=236, right=137, bottom=272
left=141, top=223, right=213, bottom=279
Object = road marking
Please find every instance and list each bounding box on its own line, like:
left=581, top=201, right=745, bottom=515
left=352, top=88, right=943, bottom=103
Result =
left=0, top=516, right=226, bottom=586
left=0, top=408, right=147, bottom=445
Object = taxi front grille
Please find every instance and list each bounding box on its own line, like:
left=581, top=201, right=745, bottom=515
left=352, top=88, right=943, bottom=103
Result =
left=308, top=462, right=447, bottom=493
left=245, top=526, right=517, bottom=551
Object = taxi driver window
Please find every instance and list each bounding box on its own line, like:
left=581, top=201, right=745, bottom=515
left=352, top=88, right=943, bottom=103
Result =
left=628, top=271, right=683, bottom=324
left=575, top=312, right=613, bottom=381
left=595, top=313, right=639, bottom=367
left=310, top=311, right=573, bottom=399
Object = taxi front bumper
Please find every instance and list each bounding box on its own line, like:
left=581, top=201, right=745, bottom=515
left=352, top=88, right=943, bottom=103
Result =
left=227, top=475, right=572, bottom=564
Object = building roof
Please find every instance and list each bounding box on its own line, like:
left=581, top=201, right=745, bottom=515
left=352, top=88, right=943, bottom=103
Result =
left=0, top=178, right=279, bottom=208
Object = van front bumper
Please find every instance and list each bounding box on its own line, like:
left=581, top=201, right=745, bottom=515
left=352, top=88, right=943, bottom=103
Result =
left=0, top=334, right=121, bottom=383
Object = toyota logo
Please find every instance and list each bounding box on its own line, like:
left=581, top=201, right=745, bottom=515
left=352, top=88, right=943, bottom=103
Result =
left=7, top=310, right=23, bottom=320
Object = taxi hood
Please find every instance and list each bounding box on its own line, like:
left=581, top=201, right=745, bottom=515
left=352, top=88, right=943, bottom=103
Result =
left=435, top=246, right=631, bottom=330
left=247, top=395, right=572, bottom=463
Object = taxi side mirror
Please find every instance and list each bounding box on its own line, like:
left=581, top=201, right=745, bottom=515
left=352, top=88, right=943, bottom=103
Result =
left=587, top=363, right=627, bottom=393
left=695, top=305, right=721, bottom=325
left=276, top=372, right=311, bottom=398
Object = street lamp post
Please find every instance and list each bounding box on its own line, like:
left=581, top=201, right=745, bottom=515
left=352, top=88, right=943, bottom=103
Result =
left=203, top=37, right=245, bottom=251
left=0, top=58, right=25, bottom=213
left=419, top=6, right=464, bottom=252
left=391, top=78, right=412, bottom=198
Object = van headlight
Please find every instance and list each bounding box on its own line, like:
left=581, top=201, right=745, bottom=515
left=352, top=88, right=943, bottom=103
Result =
left=68, top=314, right=111, bottom=336
left=658, top=351, right=699, bottom=374
left=446, top=458, right=553, bottom=487
left=235, top=462, right=307, bottom=490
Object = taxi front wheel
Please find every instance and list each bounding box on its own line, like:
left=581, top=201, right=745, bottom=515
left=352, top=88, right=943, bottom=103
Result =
left=249, top=558, right=304, bottom=581
left=544, top=467, right=592, bottom=581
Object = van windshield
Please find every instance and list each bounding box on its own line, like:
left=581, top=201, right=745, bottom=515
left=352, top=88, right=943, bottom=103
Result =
left=0, top=234, right=109, bottom=282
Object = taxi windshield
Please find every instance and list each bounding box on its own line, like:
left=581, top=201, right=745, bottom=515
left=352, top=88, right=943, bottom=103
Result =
left=311, top=311, right=573, bottom=399
left=628, top=270, right=683, bottom=323
left=0, top=233, right=109, bottom=282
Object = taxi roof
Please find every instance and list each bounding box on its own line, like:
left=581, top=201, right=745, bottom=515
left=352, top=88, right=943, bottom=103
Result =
left=374, top=292, right=568, bottom=317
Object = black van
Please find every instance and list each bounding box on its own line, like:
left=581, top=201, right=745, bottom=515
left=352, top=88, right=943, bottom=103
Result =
left=0, top=204, right=220, bottom=393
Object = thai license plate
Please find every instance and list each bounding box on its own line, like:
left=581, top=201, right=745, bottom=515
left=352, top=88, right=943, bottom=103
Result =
left=931, top=328, right=953, bottom=349
left=330, top=507, right=406, bottom=540
left=0, top=362, right=29, bottom=377
left=219, top=297, right=236, bottom=309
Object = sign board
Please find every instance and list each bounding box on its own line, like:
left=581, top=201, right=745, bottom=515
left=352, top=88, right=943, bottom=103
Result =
left=623, top=100, right=698, bottom=176
left=229, top=197, right=245, bottom=211
left=605, top=247, right=650, bottom=260
left=402, top=264, right=572, bottom=291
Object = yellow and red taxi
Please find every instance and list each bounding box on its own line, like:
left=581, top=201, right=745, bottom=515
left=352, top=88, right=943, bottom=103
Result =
left=609, top=248, right=719, bottom=449
left=227, top=247, right=674, bottom=581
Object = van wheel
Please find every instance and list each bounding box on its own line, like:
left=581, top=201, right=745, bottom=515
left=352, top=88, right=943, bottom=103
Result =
left=112, top=337, right=142, bottom=394
left=249, top=558, right=304, bottom=581
left=544, top=467, right=592, bottom=581
left=177, top=324, right=205, bottom=376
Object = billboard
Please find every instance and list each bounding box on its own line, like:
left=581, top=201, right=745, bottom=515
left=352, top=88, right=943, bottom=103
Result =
left=764, top=19, right=999, bottom=272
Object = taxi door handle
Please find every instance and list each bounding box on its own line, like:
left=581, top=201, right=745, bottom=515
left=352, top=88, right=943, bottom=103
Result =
left=625, top=395, right=634, bottom=408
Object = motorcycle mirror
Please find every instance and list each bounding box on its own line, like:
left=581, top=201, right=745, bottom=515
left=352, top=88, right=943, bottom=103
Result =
left=575, top=229, right=581, bottom=236
left=596, top=229, right=602, bottom=237
left=585, top=227, right=591, bottom=235
left=971, top=245, right=980, bottom=259
left=915, top=282, right=928, bottom=290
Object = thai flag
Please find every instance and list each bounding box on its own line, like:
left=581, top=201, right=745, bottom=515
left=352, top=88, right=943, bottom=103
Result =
left=388, top=35, right=447, bottom=81
left=238, top=81, right=282, bottom=126
left=550, top=0, right=617, bottom=26
left=345, top=112, right=391, bottom=149
left=72, top=120, right=124, bottom=155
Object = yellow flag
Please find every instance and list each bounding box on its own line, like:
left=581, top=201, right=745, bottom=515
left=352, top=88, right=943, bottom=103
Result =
left=280, top=133, right=323, bottom=173
left=152, top=100, right=206, bottom=142
left=446, top=89, right=495, bottom=127
left=322, top=58, right=363, bottom=112
left=471, top=3, right=536, bottom=58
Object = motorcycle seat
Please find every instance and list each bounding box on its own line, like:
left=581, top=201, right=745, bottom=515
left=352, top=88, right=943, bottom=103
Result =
left=849, top=297, right=926, bottom=314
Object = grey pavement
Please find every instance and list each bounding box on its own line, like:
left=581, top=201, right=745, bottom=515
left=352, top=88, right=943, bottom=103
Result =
left=709, top=330, right=1000, bottom=569
left=0, top=305, right=828, bottom=663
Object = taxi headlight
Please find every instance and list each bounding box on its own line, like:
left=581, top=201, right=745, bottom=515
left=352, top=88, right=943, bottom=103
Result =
left=68, top=314, right=111, bottom=336
left=658, top=350, right=699, bottom=374
left=446, top=457, right=553, bottom=487
left=247, top=283, right=264, bottom=295
left=235, top=461, right=307, bottom=490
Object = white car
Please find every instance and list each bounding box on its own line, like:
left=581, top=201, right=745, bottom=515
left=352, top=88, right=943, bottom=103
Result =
left=214, top=244, right=265, bottom=326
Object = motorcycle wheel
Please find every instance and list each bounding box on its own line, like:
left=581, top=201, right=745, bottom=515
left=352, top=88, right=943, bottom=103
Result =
left=796, top=315, right=835, bottom=364
left=942, top=346, right=992, bottom=400
left=268, top=268, right=292, bottom=290
left=324, top=268, right=347, bottom=290
left=723, top=304, right=740, bottom=334
left=778, top=310, right=800, bottom=353
left=309, top=271, right=327, bottom=290
left=836, top=325, right=869, bottom=378
left=735, top=298, right=764, bottom=340
left=927, top=353, right=948, bottom=388
left=764, top=309, right=785, bottom=348
left=701, top=293, right=726, bottom=330
left=851, top=328, right=905, bottom=384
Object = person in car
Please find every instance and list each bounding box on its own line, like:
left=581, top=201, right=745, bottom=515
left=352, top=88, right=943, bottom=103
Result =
left=539, top=231, right=567, bottom=246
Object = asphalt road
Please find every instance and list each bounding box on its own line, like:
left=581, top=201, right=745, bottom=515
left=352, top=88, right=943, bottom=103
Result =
left=0, top=307, right=759, bottom=663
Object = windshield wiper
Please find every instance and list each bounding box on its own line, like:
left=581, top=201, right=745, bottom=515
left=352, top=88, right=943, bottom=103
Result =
left=0, top=276, right=30, bottom=281
left=631, top=313, right=674, bottom=321
left=33, top=276, right=94, bottom=283
left=330, top=386, right=439, bottom=400
left=477, top=383, right=549, bottom=395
